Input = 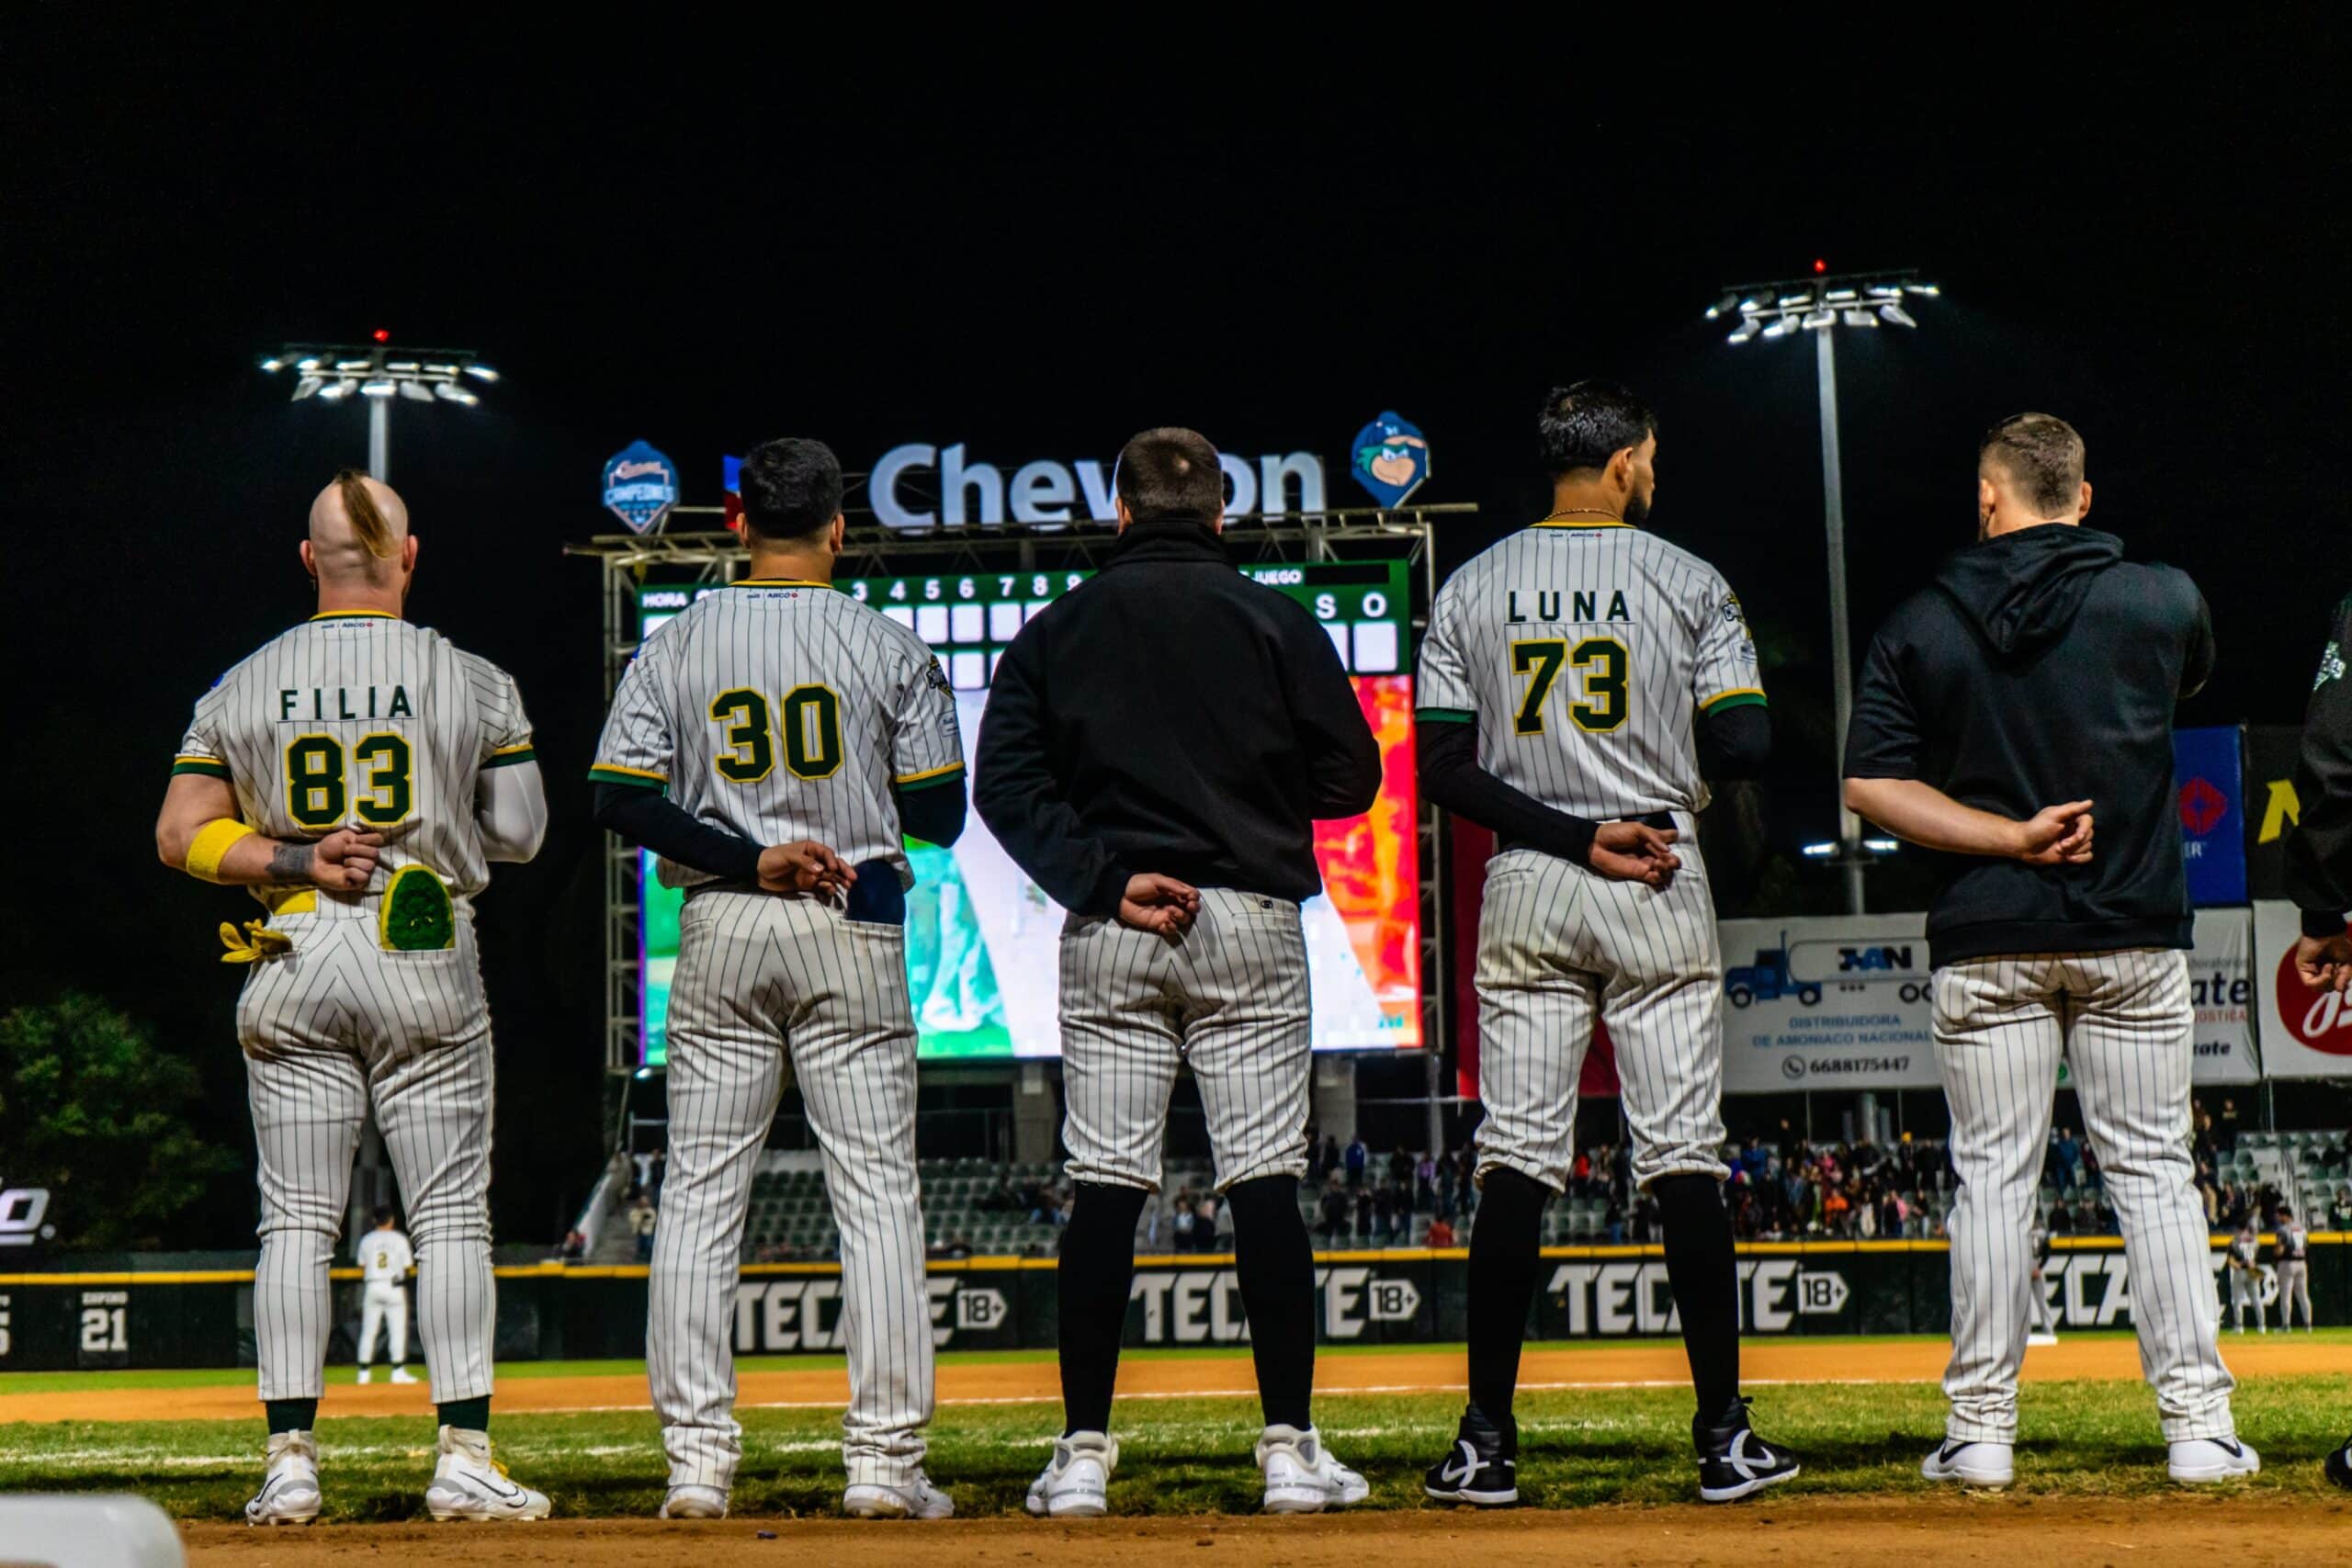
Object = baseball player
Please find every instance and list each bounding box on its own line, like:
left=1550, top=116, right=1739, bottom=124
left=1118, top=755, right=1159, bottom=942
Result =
left=153, top=471, right=552, bottom=1524
left=2272, top=1206, right=2313, bottom=1331
left=2025, top=1217, right=2059, bottom=1346
left=2226, top=1218, right=2267, bottom=1334
left=589, top=436, right=966, bottom=1522
left=973, top=427, right=1382, bottom=1517
left=1412, top=383, right=1795, bottom=1507
left=355, top=1207, right=418, bottom=1384
left=1846, top=413, right=2247, bottom=1487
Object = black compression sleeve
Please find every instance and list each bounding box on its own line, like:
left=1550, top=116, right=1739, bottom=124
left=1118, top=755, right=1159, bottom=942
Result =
left=592, top=782, right=763, bottom=884
left=1418, top=722, right=1599, bottom=864
left=1696, top=702, right=1771, bottom=782
left=895, top=777, right=968, bottom=848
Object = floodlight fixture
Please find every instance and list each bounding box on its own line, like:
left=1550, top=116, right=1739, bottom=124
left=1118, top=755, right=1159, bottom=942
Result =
left=257, top=333, right=495, bottom=479
left=1880, top=302, right=1917, bottom=328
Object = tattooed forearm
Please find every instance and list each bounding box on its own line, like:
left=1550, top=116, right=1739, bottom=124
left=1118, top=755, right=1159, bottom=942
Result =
left=267, top=840, right=314, bottom=883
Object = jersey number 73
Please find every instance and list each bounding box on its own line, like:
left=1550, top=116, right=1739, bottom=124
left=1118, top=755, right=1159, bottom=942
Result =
left=1511, top=637, right=1629, bottom=735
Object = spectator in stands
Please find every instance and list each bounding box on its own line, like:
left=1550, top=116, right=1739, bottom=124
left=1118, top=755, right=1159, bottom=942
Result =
left=1739, top=1136, right=1770, bottom=1183
left=2081, top=1145, right=2104, bottom=1192
left=2049, top=1201, right=2075, bottom=1236
left=1317, top=1134, right=1341, bottom=1184
left=944, top=1234, right=974, bottom=1260
left=2052, top=1127, right=2083, bottom=1190
left=1170, top=1193, right=1198, bottom=1251
left=1427, top=1214, right=1456, bottom=1248
left=1354, top=1182, right=1374, bottom=1241
left=648, top=1148, right=667, bottom=1210
left=2334, top=1186, right=2352, bottom=1230
left=1318, top=1175, right=1351, bottom=1243
left=1435, top=1155, right=1458, bottom=1220
left=1196, top=1190, right=1221, bottom=1251
left=628, top=1192, right=657, bottom=1261
left=1345, top=1134, right=1368, bottom=1188
left=1415, top=1152, right=1437, bottom=1212
left=555, top=1229, right=586, bottom=1262
left=2219, top=1097, right=2242, bottom=1144
left=1604, top=1196, right=1625, bottom=1245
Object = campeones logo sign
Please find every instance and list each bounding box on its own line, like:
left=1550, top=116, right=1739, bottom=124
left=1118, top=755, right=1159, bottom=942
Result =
left=603, top=440, right=680, bottom=535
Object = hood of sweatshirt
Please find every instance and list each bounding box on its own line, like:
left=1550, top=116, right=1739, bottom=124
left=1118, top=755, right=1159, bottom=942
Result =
left=1932, top=525, right=2122, bottom=660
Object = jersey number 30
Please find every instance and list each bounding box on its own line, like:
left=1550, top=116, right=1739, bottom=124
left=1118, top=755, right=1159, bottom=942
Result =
left=285, top=734, right=413, bottom=829
left=709, top=686, right=843, bottom=783
left=1511, top=638, right=1629, bottom=734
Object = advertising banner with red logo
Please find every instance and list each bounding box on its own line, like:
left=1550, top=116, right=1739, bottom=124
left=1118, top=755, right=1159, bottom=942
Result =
left=2186, top=908, right=2261, bottom=1083
left=2172, top=727, right=2247, bottom=906
left=2252, top=899, right=2352, bottom=1078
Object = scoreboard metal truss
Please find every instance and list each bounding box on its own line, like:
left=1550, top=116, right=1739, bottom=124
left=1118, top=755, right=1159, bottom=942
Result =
left=566, top=504, right=1470, bottom=1120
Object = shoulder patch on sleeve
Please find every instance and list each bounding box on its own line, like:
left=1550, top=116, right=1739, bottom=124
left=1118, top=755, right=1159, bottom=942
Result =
left=923, top=656, right=953, bottom=696
left=2317, top=641, right=2346, bottom=692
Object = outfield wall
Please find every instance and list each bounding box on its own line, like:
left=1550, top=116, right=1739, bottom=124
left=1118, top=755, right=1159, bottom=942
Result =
left=1, top=1238, right=2343, bottom=1373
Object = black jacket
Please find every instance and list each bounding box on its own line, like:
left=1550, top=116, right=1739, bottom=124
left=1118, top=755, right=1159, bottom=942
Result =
left=1844, top=525, right=2214, bottom=968
left=973, top=520, right=1381, bottom=914
left=2284, top=592, right=2352, bottom=936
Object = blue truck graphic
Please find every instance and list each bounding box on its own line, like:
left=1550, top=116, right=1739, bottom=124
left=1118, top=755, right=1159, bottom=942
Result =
left=1725, top=931, right=1928, bottom=1009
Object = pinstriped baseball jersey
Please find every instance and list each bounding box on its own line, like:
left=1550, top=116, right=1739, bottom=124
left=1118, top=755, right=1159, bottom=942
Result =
left=590, top=581, right=964, bottom=886
left=171, top=610, right=536, bottom=900
left=1415, top=523, right=1762, bottom=816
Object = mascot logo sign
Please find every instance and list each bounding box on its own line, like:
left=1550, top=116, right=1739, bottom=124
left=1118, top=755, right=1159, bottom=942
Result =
left=604, top=440, right=680, bottom=535
left=1349, top=412, right=1430, bottom=508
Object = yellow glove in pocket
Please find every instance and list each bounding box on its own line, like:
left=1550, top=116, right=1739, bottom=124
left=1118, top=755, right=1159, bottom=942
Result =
left=219, top=919, right=294, bottom=964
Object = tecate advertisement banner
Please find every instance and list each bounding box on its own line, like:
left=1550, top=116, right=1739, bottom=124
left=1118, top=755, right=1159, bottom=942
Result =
left=2253, top=899, right=2352, bottom=1078
left=1718, top=915, right=1939, bottom=1091
left=2187, top=908, right=2261, bottom=1084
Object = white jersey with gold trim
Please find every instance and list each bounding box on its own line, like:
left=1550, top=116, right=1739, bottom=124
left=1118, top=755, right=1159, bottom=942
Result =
left=171, top=610, right=537, bottom=903
left=590, top=580, right=965, bottom=887
left=1414, top=522, right=1762, bottom=818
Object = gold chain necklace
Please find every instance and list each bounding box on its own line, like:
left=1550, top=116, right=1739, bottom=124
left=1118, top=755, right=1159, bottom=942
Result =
left=1540, top=507, right=1623, bottom=523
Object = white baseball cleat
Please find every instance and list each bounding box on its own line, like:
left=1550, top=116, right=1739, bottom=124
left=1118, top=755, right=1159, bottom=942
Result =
left=245, top=1429, right=323, bottom=1526
left=390, top=1367, right=419, bottom=1384
left=659, top=1484, right=729, bottom=1519
left=2026, top=1332, right=2059, bottom=1347
left=425, top=1426, right=552, bottom=1521
left=1257, top=1425, right=1370, bottom=1514
left=1921, top=1438, right=2014, bottom=1487
left=2168, top=1436, right=2259, bottom=1483
left=356, top=1367, right=373, bottom=1384
left=1025, top=1432, right=1117, bottom=1518
left=844, top=1472, right=955, bottom=1519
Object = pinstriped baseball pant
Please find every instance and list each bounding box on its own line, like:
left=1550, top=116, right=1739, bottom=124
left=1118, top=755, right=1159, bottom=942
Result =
left=1473, top=840, right=1727, bottom=1194
left=239, top=906, right=496, bottom=1406
left=1059, top=890, right=1313, bottom=1192
left=650, top=892, right=932, bottom=1492
left=1935, top=949, right=2236, bottom=1444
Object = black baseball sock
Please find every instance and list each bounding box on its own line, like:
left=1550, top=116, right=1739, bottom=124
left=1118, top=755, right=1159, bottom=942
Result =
left=1464, top=1166, right=1550, bottom=1451
left=1654, top=1173, right=1740, bottom=1428
left=1227, top=1175, right=1315, bottom=1430
left=265, top=1398, right=318, bottom=1435
left=438, top=1395, right=491, bottom=1433
left=1058, top=1181, right=1148, bottom=1437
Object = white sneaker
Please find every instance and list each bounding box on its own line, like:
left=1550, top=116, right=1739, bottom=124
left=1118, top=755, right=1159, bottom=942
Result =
left=1025, top=1432, right=1116, bottom=1518
left=425, top=1426, right=553, bottom=1521
left=2169, top=1436, right=2259, bottom=1483
left=1921, top=1438, right=2014, bottom=1487
left=1257, top=1425, right=1370, bottom=1514
left=390, top=1367, right=419, bottom=1384
left=844, top=1472, right=954, bottom=1519
left=245, top=1430, right=323, bottom=1526
left=356, top=1367, right=373, bottom=1384
left=660, top=1484, right=729, bottom=1519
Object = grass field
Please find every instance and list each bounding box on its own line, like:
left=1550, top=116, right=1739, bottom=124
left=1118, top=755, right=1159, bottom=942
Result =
left=6, top=1337, right=2349, bottom=1523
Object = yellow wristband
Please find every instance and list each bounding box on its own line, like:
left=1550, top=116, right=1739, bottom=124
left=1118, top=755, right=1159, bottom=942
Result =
left=187, top=818, right=255, bottom=884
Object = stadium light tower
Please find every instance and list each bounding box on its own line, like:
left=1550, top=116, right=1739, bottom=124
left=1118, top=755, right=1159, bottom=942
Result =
left=257, top=330, right=498, bottom=481
left=1711, top=264, right=1938, bottom=913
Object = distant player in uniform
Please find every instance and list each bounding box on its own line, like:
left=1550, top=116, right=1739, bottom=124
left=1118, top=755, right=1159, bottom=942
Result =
left=2025, top=1217, right=2059, bottom=1346
left=974, top=427, right=1383, bottom=1517
left=590, top=437, right=966, bottom=1522
left=2272, top=1206, right=2312, bottom=1331
left=2277, top=583, right=2352, bottom=1486
left=2226, top=1218, right=2266, bottom=1334
left=355, top=1208, right=418, bottom=1384
left=1412, top=383, right=1796, bottom=1506
left=1846, top=413, right=2247, bottom=1487
left=154, top=471, right=551, bottom=1524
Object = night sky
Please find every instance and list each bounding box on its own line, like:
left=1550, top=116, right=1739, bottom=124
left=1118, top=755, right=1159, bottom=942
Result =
left=8, top=24, right=2346, bottom=1243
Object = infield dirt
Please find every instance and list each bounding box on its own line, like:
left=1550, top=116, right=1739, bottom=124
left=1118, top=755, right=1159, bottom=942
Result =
left=10, top=1334, right=2343, bottom=1426
left=173, top=1495, right=2352, bottom=1567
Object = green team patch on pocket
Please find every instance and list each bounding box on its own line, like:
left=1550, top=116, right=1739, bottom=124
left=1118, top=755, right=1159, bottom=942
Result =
left=380, top=864, right=456, bottom=952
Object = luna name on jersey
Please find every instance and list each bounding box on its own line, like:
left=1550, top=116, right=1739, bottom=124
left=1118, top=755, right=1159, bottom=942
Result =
left=1505, top=589, right=1631, bottom=625
left=276, top=686, right=415, bottom=722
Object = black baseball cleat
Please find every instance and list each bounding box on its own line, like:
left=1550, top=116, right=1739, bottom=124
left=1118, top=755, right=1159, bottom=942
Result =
left=2326, top=1433, right=2352, bottom=1490
left=1696, top=1397, right=1801, bottom=1504
left=1423, top=1403, right=1519, bottom=1506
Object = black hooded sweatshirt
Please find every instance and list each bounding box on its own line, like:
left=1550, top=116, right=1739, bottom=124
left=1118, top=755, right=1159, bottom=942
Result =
left=1844, top=525, right=2215, bottom=968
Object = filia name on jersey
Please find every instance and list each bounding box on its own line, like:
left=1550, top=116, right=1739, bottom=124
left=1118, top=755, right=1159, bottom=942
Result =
left=277, top=685, right=415, bottom=722
left=1506, top=589, right=1632, bottom=624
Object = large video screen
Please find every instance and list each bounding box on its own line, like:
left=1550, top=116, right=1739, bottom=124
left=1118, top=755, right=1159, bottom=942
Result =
left=635, top=562, right=1420, bottom=1063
